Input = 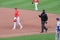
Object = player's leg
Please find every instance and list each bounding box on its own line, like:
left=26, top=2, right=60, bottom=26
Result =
left=17, top=17, right=23, bottom=30
left=57, top=32, right=59, bottom=40
left=56, top=32, right=59, bottom=40
left=13, top=22, right=16, bottom=30
left=59, top=32, right=60, bottom=40
left=13, top=17, right=17, bottom=30
left=35, top=3, right=38, bottom=11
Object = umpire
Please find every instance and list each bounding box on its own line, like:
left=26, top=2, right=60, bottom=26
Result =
left=39, top=10, right=48, bottom=33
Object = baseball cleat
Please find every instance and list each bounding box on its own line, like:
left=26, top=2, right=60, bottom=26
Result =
left=20, top=27, right=23, bottom=30
left=12, top=28, right=16, bottom=30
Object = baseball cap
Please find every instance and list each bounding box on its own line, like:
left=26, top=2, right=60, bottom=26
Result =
left=56, top=18, right=59, bottom=21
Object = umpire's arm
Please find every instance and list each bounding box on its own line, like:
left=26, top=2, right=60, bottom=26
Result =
left=38, top=15, right=41, bottom=18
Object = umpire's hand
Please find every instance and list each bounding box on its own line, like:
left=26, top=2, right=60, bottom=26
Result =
left=38, top=15, right=41, bottom=17
left=46, top=21, right=48, bottom=24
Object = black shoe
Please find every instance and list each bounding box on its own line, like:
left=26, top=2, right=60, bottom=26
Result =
left=40, top=32, right=43, bottom=33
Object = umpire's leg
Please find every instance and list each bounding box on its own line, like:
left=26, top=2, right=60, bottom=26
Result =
left=41, top=21, right=45, bottom=33
left=41, top=21, right=48, bottom=33
left=44, top=21, right=48, bottom=32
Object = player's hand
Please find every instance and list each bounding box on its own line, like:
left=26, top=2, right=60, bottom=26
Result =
left=32, top=2, right=33, bottom=4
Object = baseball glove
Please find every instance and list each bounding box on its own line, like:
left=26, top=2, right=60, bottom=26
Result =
left=14, top=19, right=17, bottom=22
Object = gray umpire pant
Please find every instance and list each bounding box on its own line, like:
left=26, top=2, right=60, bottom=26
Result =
left=41, top=21, right=47, bottom=32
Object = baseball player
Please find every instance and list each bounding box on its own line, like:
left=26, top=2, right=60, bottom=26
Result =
left=13, top=8, right=23, bottom=30
left=32, top=0, right=39, bottom=11
left=56, top=18, right=60, bottom=40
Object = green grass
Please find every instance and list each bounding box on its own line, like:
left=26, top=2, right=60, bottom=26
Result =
left=0, top=0, right=60, bottom=13
left=39, top=0, right=60, bottom=13
left=0, top=33, right=55, bottom=40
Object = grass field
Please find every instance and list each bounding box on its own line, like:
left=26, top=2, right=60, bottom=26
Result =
left=0, top=33, right=55, bottom=40
left=0, top=0, right=60, bottom=13
left=0, top=0, right=59, bottom=40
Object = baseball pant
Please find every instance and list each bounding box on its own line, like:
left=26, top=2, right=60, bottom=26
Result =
left=13, top=17, right=23, bottom=30
left=56, top=31, right=60, bottom=40
left=34, top=2, right=38, bottom=11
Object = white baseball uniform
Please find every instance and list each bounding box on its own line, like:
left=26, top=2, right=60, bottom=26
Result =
left=56, top=21, right=60, bottom=40
left=32, top=0, right=39, bottom=11
left=13, top=8, right=23, bottom=30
